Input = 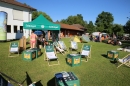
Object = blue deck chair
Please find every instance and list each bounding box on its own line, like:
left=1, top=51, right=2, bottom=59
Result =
left=53, top=41, right=65, bottom=55
left=8, top=42, right=19, bottom=57
left=58, top=41, right=69, bottom=53
left=44, top=45, right=60, bottom=66
left=117, top=54, right=130, bottom=68
left=80, top=44, right=91, bottom=62
left=70, top=41, right=78, bottom=53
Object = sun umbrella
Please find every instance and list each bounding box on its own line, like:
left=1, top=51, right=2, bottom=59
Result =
left=34, top=31, right=43, bottom=35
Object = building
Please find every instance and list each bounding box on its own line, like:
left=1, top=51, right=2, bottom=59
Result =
left=56, top=23, right=86, bottom=37
left=0, top=0, right=36, bottom=41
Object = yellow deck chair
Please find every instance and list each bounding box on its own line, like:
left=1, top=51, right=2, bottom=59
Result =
left=80, top=44, right=91, bottom=62
left=58, top=41, right=69, bottom=53
left=117, top=54, right=130, bottom=68
left=44, top=45, right=60, bottom=66
left=8, top=42, right=19, bottom=57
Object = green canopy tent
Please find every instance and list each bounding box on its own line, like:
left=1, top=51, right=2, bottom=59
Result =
left=23, top=14, right=60, bottom=30
left=23, top=14, right=60, bottom=41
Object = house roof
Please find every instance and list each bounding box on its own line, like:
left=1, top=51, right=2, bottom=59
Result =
left=0, top=0, right=36, bottom=11
left=56, top=23, right=84, bottom=31
left=72, top=24, right=85, bottom=29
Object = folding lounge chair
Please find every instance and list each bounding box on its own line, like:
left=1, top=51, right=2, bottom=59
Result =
left=58, top=41, right=69, bottom=53
left=8, top=42, right=19, bottom=57
left=44, top=45, right=60, bottom=66
left=117, top=54, right=130, bottom=68
left=80, top=44, right=91, bottom=62
left=70, top=41, right=78, bottom=53
left=53, top=41, right=65, bottom=55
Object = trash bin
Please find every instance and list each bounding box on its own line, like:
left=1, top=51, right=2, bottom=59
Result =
left=107, top=50, right=119, bottom=61
left=22, top=50, right=36, bottom=61
left=67, top=54, right=81, bottom=67
left=55, top=72, right=80, bottom=86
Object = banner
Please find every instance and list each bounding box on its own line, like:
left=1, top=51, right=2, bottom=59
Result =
left=0, top=11, right=7, bottom=41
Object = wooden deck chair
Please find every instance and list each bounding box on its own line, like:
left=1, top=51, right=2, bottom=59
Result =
left=80, top=44, right=91, bottom=62
left=53, top=41, right=65, bottom=55
left=58, top=41, right=69, bottom=53
left=117, top=54, right=130, bottom=68
left=8, top=42, right=19, bottom=57
left=70, top=41, right=78, bottom=53
left=44, top=45, right=60, bottom=66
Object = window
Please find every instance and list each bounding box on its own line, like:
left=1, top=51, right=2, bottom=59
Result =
left=7, top=25, right=11, bottom=33
left=20, top=26, right=23, bottom=33
left=14, top=25, right=17, bottom=33
left=13, top=9, right=23, bottom=20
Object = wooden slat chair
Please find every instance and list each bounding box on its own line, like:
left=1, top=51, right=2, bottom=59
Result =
left=53, top=41, right=65, bottom=55
left=70, top=41, right=78, bottom=53
left=8, top=42, right=19, bottom=57
left=117, top=54, right=130, bottom=68
left=58, top=41, right=69, bottom=53
left=80, top=44, right=91, bottom=62
left=44, top=45, right=60, bottom=66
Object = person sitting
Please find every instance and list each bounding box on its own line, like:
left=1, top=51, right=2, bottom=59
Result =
left=30, top=31, right=37, bottom=49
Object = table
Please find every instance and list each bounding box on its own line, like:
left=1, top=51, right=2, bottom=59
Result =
left=107, top=50, right=119, bottom=61
left=31, top=48, right=41, bottom=58
left=67, top=54, right=81, bottom=67
left=22, top=50, right=36, bottom=61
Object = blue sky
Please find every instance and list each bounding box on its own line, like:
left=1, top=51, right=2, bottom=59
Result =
left=18, top=0, right=130, bottom=25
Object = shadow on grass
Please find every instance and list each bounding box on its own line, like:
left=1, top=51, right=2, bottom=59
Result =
left=26, top=72, right=43, bottom=86
left=47, top=77, right=55, bottom=86
left=101, top=54, right=108, bottom=58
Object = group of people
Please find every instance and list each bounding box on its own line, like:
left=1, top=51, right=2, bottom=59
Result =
left=30, top=31, right=45, bottom=49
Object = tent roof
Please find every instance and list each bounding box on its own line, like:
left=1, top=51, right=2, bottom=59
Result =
left=23, top=14, right=60, bottom=30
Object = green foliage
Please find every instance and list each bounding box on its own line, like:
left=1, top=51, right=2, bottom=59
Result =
left=112, top=24, right=124, bottom=36
left=124, top=20, right=130, bottom=34
left=87, top=21, right=95, bottom=34
left=60, top=14, right=88, bottom=29
left=95, top=11, right=114, bottom=34
left=32, top=11, right=53, bottom=22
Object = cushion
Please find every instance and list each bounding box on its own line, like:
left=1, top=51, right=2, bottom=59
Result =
left=46, top=52, right=57, bottom=59
left=81, top=50, right=89, bottom=56
left=10, top=47, right=18, bottom=52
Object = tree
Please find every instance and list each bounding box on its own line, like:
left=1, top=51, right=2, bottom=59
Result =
left=124, top=20, right=130, bottom=34
left=87, top=21, right=95, bottom=34
left=60, top=14, right=88, bottom=28
left=95, top=11, right=114, bottom=34
left=32, top=11, right=53, bottom=22
left=112, top=24, right=124, bottom=36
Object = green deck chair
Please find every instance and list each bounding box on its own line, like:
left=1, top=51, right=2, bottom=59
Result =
left=44, top=45, right=60, bottom=66
left=58, top=41, right=69, bottom=53
left=8, top=42, right=19, bottom=57
left=80, top=44, right=91, bottom=62
left=117, top=54, right=130, bottom=68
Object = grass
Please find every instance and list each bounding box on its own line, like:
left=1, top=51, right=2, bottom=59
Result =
left=0, top=38, right=130, bottom=86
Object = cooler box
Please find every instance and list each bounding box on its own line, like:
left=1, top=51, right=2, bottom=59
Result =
left=67, top=54, right=81, bottom=67
left=23, top=50, right=36, bottom=61
left=107, top=50, right=119, bottom=61
left=31, top=48, right=41, bottom=58
left=55, top=72, right=80, bottom=86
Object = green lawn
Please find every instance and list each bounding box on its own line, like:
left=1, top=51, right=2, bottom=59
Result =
left=0, top=38, right=130, bottom=86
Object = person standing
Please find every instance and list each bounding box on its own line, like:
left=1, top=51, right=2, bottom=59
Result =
left=30, top=31, right=37, bottom=49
